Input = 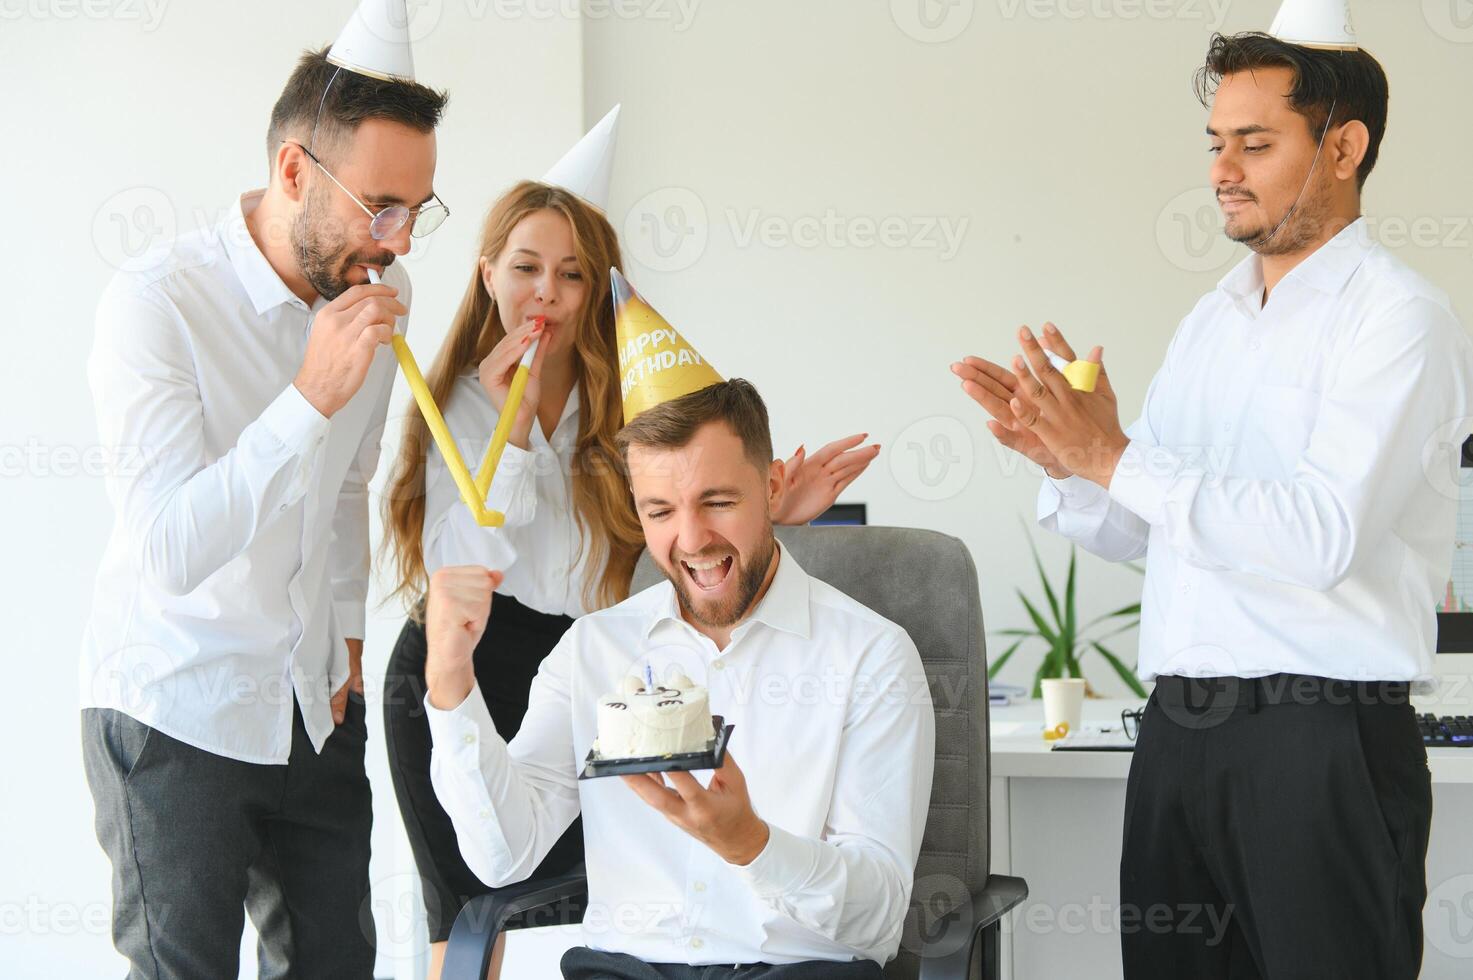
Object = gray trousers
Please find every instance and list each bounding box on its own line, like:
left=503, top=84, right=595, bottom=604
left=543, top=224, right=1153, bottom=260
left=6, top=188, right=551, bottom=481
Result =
left=560, top=947, right=886, bottom=979
left=81, top=697, right=375, bottom=979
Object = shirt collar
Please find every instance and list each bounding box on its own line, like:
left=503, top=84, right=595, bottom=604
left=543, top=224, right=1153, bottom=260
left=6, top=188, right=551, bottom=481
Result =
left=644, top=541, right=812, bottom=642
left=1217, top=216, right=1376, bottom=306
left=222, top=190, right=308, bottom=317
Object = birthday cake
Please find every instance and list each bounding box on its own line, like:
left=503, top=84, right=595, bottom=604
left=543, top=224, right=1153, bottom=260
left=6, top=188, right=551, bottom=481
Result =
left=594, top=673, right=713, bottom=760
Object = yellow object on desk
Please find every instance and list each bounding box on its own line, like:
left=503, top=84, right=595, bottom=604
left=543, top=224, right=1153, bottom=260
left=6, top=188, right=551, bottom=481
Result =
left=1043, top=722, right=1071, bottom=741
left=372, top=269, right=538, bottom=527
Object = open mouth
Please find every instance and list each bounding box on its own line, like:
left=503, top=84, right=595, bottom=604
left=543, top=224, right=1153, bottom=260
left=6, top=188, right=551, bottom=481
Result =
left=681, top=555, right=734, bottom=592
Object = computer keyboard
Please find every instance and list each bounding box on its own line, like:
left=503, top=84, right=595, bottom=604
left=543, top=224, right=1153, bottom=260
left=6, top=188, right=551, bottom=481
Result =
left=1419, top=713, right=1473, bottom=747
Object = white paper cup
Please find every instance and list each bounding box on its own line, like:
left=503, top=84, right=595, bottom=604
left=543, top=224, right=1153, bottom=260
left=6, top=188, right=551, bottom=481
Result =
left=1041, top=677, right=1087, bottom=736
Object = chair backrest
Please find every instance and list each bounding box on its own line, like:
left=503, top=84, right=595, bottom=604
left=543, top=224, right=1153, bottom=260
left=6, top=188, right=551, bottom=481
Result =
left=632, top=524, right=990, bottom=979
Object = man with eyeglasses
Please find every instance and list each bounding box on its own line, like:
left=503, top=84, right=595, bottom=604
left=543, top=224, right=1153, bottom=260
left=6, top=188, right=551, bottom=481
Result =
left=79, top=42, right=447, bottom=977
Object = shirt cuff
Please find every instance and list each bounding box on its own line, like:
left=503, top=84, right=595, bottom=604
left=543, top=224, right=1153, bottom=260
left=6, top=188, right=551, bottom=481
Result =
left=1048, top=473, right=1107, bottom=502
left=259, top=383, right=331, bottom=457
left=1107, top=440, right=1182, bottom=526
left=485, top=443, right=539, bottom=527
left=727, top=822, right=818, bottom=900
left=426, top=681, right=507, bottom=767
left=335, top=599, right=366, bottom=640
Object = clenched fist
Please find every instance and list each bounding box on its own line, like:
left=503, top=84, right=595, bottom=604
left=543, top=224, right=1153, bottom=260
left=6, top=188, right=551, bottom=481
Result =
left=294, top=283, right=407, bottom=418
left=425, top=565, right=503, bottom=711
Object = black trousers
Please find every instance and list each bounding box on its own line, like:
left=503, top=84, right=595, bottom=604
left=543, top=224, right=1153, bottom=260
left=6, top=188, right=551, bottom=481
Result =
left=383, top=591, right=584, bottom=942
left=560, top=947, right=885, bottom=979
left=1120, top=674, right=1432, bottom=980
left=81, top=697, right=374, bottom=979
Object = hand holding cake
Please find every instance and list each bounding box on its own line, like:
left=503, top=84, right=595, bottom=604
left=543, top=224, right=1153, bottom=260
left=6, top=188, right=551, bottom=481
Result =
left=620, top=749, right=771, bottom=868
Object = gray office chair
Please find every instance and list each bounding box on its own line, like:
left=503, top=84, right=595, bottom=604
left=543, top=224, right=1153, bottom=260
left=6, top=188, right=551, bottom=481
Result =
left=444, top=525, right=1027, bottom=979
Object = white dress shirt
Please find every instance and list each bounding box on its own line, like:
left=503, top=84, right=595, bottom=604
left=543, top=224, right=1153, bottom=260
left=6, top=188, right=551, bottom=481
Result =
left=80, top=190, right=407, bottom=763
left=426, top=544, right=935, bottom=966
left=423, top=376, right=598, bottom=617
left=1039, top=218, right=1473, bottom=690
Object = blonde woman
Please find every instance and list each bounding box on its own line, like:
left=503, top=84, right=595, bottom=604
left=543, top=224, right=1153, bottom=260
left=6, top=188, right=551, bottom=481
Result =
left=381, top=179, right=878, bottom=977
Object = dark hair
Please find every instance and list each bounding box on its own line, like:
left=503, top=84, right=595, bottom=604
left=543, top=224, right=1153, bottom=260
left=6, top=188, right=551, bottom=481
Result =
left=1195, top=32, right=1388, bottom=189
left=615, top=379, right=774, bottom=476
left=266, top=46, right=448, bottom=163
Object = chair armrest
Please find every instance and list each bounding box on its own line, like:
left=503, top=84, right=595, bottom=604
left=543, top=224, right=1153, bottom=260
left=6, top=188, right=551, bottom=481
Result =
left=442, top=867, right=589, bottom=980
left=916, top=874, right=1028, bottom=980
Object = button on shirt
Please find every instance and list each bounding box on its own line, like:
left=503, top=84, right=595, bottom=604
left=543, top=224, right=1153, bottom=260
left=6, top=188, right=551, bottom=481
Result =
left=424, top=376, right=597, bottom=617
left=1039, top=219, right=1473, bottom=689
left=80, top=190, right=408, bottom=763
left=426, top=545, right=935, bottom=966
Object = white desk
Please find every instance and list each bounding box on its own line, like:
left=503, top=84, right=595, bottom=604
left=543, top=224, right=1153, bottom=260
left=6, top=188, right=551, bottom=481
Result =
left=987, top=698, right=1473, bottom=979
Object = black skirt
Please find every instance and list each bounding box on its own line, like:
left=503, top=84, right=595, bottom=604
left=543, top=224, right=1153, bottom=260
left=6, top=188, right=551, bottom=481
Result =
left=383, top=591, right=583, bottom=942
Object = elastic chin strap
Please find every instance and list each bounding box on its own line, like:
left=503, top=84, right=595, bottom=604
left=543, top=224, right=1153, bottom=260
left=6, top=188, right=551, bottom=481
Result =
left=308, top=65, right=344, bottom=156
left=1247, top=96, right=1338, bottom=251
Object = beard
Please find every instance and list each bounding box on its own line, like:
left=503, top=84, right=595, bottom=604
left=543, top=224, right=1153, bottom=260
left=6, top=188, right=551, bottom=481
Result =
left=664, top=526, right=777, bottom=630
left=1223, top=161, right=1335, bottom=258
left=290, top=182, right=393, bottom=301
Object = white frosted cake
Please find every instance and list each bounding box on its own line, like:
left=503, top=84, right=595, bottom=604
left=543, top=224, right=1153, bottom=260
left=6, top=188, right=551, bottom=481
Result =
left=594, top=673, right=713, bottom=760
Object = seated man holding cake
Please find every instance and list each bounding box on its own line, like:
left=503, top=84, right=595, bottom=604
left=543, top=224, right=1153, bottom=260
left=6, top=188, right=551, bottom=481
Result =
left=422, top=273, right=935, bottom=979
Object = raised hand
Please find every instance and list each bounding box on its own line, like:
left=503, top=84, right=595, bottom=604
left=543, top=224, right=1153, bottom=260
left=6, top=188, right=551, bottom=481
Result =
left=424, top=565, right=503, bottom=710
left=478, top=317, right=550, bottom=450
left=773, top=434, right=881, bottom=525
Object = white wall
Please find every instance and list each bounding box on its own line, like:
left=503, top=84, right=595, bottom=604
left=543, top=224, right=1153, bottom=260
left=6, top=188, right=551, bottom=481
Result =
left=3, top=2, right=584, bottom=975
left=582, top=0, right=1473, bottom=698
left=5, top=0, right=1473, bottom=976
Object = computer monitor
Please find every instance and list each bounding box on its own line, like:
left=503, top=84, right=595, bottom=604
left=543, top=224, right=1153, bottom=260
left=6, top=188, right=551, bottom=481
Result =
left=1436, top=436, right=1473, bottom=652
left=811, top=503, right=867, bottom=527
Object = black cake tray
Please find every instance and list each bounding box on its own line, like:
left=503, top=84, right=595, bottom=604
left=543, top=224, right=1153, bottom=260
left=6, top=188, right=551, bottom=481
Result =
left=578, top=716, right=734, bottom=780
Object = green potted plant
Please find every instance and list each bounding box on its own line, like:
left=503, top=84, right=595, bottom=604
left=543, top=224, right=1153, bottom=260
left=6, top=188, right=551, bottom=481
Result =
left=990, top=523, right=1147, bottom=698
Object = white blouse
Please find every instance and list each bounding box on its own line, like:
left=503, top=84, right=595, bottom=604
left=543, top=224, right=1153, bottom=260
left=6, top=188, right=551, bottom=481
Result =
left=423, top=375, right=601, bottom=618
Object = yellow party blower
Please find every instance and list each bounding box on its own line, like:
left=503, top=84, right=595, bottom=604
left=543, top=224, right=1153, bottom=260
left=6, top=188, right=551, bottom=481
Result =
left=369, top=269, right=539, bottom=527
left=1046, top=350, right=1101, bottom=393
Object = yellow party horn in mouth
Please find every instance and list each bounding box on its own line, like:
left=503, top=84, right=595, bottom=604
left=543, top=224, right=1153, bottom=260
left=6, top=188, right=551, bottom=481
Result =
left=1045, top=350, right=1100, bottom=393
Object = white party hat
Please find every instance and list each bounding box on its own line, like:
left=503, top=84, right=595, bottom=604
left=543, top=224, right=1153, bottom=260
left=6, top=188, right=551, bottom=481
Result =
left=327, top=0, right=417, bottom=82
left=543, top=105, right=622, bottom=210
left=1269, top=0, right=1358, bottom=51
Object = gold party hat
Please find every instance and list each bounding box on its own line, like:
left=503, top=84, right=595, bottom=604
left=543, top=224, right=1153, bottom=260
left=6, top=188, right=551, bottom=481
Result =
left=612, top=268, right=723, bottom=424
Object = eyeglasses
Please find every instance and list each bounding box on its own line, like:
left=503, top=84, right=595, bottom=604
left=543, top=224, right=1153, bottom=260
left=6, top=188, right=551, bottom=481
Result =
left=284, top=141, right=449, bottom=240
left=1121, top=708, right=1145, bottom=741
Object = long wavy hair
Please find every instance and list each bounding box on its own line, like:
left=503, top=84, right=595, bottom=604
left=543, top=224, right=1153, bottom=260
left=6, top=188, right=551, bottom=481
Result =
left=381, top=181, right=644, bottom=614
